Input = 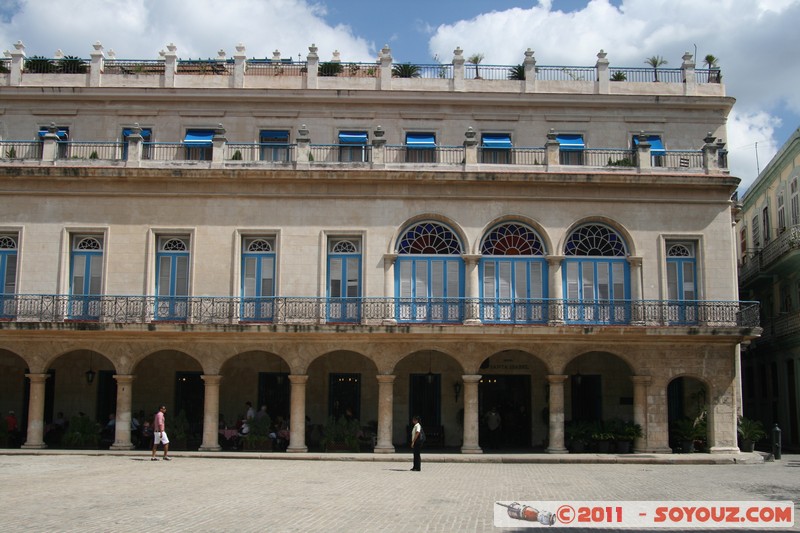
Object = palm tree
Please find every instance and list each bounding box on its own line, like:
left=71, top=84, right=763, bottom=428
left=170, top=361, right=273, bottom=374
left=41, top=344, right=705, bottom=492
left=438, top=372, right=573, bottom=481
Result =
left=508, top=64, right=525, bottom=81
left=704, top=54, right=721, bottom=82
left=392, top=63, right=421, bottom=78
left=468, top=53, right=484, bottom=79
left=644, top=55, right=668, bottom=82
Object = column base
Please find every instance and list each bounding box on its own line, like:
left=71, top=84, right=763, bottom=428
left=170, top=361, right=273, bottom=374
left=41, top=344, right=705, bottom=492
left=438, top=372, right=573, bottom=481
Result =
left=110, top=443, right=135, bottom=451
left=640, top=447, right=673, bottom=454
left=198, top=445, right=222, bottom=452
left=709, top=446, right=741, bottom=454
left=373, top=446, right=395, bottom=454
left=461, top=445, right=483, bottom=454
left=22, top=443, right=47, bottom=449
left=287, top=445, right=308, bottom=453
left=547, top=446, right=569, bottom=454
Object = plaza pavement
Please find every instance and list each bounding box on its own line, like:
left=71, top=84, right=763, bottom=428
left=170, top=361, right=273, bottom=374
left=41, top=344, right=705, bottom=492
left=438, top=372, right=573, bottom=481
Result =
left=0, top=449, right=797, bottom=532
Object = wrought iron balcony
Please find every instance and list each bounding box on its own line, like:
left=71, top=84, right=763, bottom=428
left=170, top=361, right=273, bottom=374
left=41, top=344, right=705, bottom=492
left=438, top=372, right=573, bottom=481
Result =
left=738, top=224, right=800, bottom=285
left=0, top=294, right=760, bottom=329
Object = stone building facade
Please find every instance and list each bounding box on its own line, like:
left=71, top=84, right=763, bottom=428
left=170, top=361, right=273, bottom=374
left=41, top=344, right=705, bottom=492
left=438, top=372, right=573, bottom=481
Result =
left=0, top=41, right=757, bottom=454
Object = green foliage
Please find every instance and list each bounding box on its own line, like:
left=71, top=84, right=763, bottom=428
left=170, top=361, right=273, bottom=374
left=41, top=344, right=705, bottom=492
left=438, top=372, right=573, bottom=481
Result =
left=738, top=417, right=766, bottom=442
left=231, top=150, right=243, bottom=161
left=321, top=415, right=360, bottom=451
left=246, top=414, right=273, bottom=438
left=703, top=54, right=719, bottom=69
left=89, top=151, right=99, bottom=160
left=508, top=64, right=525, bottom=81
left=670, top=417, right=704, bottom=442
left=170, top=409, right=190, bottom=441
left=565, top=420, right=593, bottom=444
left=644, top=55, right=668, bottom=82
left=607, top=157, right=635, bottom=167
left=392, top=63, right=421, bottom=78
left=610, top=71, right=627, bottom=81
left=468, top=53, right=484, bottom=79
left=0, top=62, right=9, bottom=74
left=318, top=62, right=343, bottom=77
left=5, top=147, right=16, bottom=159
left=58, top=55, right=88, bottom=74
left=62, top=414, right=100, bottom=449
left=615, top=420, right=643, bottom=441
left=25, top=56, right=56, bottom=74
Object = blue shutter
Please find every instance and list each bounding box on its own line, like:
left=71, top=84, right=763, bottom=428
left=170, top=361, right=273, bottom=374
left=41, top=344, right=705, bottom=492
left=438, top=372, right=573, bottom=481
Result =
left=183, top=129, right=215, bottom=147
left=481, top=133, right=512, bottom=149
left=556, top=134, right=584, bottom=151
left=633, top=135, right=665, bottom=155
left=338, top=131, right=368, bottom=144
left=406, top=133, right=436, bottom=148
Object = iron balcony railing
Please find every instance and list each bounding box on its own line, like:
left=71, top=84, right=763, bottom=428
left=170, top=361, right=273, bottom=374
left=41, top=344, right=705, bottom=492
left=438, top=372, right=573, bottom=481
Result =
left=738, top=225, right=800, bottom=284
left=0, top=294, right=760, bottom=328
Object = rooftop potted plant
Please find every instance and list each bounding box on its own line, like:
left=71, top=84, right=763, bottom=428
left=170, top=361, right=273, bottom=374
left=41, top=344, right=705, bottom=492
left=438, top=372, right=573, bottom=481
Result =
left=392, top=63, right=421, bottom=79
left=644, top=55, right=668, bottom=82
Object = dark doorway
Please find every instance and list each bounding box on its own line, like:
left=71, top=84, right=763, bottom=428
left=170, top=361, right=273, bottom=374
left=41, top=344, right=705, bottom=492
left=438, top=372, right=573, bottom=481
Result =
left=258, top=372, right=290, bottom=421
left=667, top=378, right=684, bottom=423
left=329, top=373, right=361, bottom=421
left=175, top=371, right=204, bottom=433
left=410, top=373, right=441, bottom=428
left=96, top=370, right=117, bottom=424
left=478, top=375, right=531, bottom=449
left=786, top=360, right=798, bottom=445
left=571, top=374, right=602, bottom=422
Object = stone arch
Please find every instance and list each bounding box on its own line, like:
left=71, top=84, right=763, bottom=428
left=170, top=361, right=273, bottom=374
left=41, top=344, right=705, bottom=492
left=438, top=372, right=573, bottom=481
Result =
left=477, top=349, right=551, bottom=449
left=563, top=350, right=635, bottom=425
left=388, top=214, right=469, bottom=255
left=476, top=216, right=553, bottom=256
left=666, top=374, right=710, bottom=453
left=557, top=216, right=638, bottom=257
left=0, top=349, right=29, bottom=435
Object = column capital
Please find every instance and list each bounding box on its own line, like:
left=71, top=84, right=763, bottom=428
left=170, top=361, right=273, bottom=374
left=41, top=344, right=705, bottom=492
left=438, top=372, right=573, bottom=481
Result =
left=462, top=374, right=482, bottom=384
left=461, top=254, right=481, bottom=265
left=632, top=375, right=651, bottom=385
left=376, top=374, right=396, bottom=384
left=25, top=373, right=50, bottom=382
left=545, top=255, right=565, bottom=266
left=289, top=374, right=309, bottom=385
left=626, top=255, right=643, bottom=267
left=547, top=374, right=569, bottom=384
left=201, top=374, right=223, bottom=386
left=383, top=253, right=398, bottom=265
left=113, top=374, right=136, bottom=384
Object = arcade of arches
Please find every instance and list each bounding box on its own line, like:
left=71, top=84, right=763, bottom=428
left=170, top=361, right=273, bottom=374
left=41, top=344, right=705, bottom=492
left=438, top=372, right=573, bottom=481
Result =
left=0, top=334, right=741, bottom=454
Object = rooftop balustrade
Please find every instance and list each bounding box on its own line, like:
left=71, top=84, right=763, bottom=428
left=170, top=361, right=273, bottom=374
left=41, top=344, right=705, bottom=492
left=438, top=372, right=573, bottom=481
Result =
left=0, top=41, right=723, bottom=97
left=0, top=294, right=760, bottom=329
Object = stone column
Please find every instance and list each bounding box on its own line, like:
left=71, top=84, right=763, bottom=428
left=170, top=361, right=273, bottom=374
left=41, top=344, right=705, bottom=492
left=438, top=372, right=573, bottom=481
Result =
left=89, top=41, right=104, bottom=87
left=545, top=129, right=560, bottom=169
left=379, top=45, right=392, bottom=90
left=708, top=379, right=739, bottom=453
left=162, top=43, right=177, bottom=88
left=522, top=48, right=536, bottom=93
left=211, top=123, right=226, bottom=167
left=382, top=253, right=397, bottom=325
left=371, top=125, right=386, bottom=169
left=305, top=44, right=319, bottom=90
left=22, top=373, right=49, bottom=449
left=595, top=49, right=609, bottom=94
left=461, top=375, right=482, bottom=453
left=463, top=127, right=478, bottom=167
left=627, top=256, right=643, bottom=323
left=635, top=131, right=652, bottom=171
left=41, top=122, right=60, bottom=162
left=374, top=375, right=396, bottom=453
left=546, top=255, right=564, bottom=324
left=647, top=385, right=672, bottom=453
left=681, top=51, right=696, bottom=96
left=462, top=254, right=481, bottom=325
left=287, top=374, right=309, bottom=452
left=9, top=40, right=25, bottom=86
left=233, top=43, right=246, bottom=88
left=111, top=374, right=135, bottom=450
left=452, top=47, right=465, bottom=92
left=632, top=375, right=651, bottom=452
left=199, top=374, right=222, bottom=451
left=547, top=375, right=569, bottom=453
left=702, top=132, right=719, bottom=174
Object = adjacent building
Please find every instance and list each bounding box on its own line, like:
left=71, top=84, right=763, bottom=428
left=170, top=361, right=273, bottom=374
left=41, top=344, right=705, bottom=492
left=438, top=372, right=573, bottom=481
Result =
left=0, top=41, right=757, bottom=454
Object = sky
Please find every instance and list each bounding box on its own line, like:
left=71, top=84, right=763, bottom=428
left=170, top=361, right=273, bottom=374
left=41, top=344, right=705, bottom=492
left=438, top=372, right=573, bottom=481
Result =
left=0, top=0, right=797, bottom=193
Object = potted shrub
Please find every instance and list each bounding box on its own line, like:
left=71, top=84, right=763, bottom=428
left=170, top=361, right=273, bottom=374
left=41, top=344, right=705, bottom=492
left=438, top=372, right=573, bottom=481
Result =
left=62, top=414, right=101, bottom=449
left=610, top=71, right=627, bottom=81
left=392, top=63, right=421, bottom=79
left=243, top=413, right=273, bottom=451
left=565, top=420, right=591, bottom=453
left=615, top=420, right=643, bottom=453
left=591, top=430, right=615, bottom=453
left=318, top=62, right=343, bottom=77
left=738, top=417, right=766, bottom=452
left=507, top=64, right=525, bottom=81
left=670, top=417, right=702, bottom=453
left=321, top=415, right=360, bottom=452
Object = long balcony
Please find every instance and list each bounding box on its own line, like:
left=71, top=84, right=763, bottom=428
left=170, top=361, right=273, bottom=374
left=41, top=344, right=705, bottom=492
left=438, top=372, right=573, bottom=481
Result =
left=738, top=224, right=800, bottom=286
left=0, top=294, right=759, bottom=329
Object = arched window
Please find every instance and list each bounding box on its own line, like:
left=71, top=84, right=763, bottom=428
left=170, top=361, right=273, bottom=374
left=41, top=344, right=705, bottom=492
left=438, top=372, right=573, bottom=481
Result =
left=327, top=238, right=362, bottom=322
left=156, top=236, right=190, bottom=320
left=0, top=235, right=18, bottom=317
left=396, top=221, right=464, bottom=323
left=480, top=223, right=548, bottom=323
left=563, top=224, right=630, bottom=324
left=69, top=235, right=104, bottom=320
left=666, top=241, right=698, bottom=324
left=241, top=237, right=276, bottom=322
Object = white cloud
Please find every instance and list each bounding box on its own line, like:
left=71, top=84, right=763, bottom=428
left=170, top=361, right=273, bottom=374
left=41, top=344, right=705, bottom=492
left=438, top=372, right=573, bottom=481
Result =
left=428, top=0, right=800, bottom=187
left=0, top=0, right=373, bottom=62
left=726, top=110, right=780, bottom=194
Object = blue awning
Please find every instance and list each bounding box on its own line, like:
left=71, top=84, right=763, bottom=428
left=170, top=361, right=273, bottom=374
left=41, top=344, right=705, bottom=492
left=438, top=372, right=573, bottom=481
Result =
left=260, top=130, right=289, bottom=143
left=38, top=128, right=69, bottom=139
left=122, top=128, right=152, bottom=139
left=406, top=133, right=435, bottom=148
left=482, top=133, right=512, bottom=149
left=183, top=129, right=215, bottom=146
left=633, top=135, right=665, bottom=155
left=556, top=134, right=585, bottom=151
left=338, top=131, right=368, bottom=144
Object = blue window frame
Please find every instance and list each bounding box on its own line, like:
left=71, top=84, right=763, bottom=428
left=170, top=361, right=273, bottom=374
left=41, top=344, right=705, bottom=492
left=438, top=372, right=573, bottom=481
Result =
left=259, top=130, right=290, bottom=162
left=338, top=131, right=368, bottom=162
left=633, top=134, right=666, bottom=167
left=479, top=223, right=547, bottom=323
left=184, top=129, right=214, bottom=161
left=563, top=224, right=630, bottom=324
left=121, top=127, right=152, bottom=160
left=666, top=242, right=698, bottom=324
left=155, top=237, right=190, bottom=320
left=481, top=133, right=512, bottom=164
left=405, top=132, right=436, bottom=163
left=0, top=234, right=18, bottom=319
left=241, top=237, right=276, bottom=322
left=327, top=238, right=362, bottom=323
left=69, top=236, right=103, bottom=320
left=395, top=221, right=464, bottom=323
left=557, top=133, right=584, bottom=165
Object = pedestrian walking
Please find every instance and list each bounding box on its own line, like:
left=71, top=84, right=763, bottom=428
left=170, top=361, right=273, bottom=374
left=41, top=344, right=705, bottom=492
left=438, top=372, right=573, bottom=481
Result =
left=151, top=405, right=171, bottom=461
left=410, top=416, right=423, bottom=471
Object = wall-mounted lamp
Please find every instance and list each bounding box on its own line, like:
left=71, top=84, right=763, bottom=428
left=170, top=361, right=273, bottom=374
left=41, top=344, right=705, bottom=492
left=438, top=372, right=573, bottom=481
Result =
left=453, top=381, right=462, bottom=402
left=85, top=354, right=95, bottom=384
left=426, top=350, right=434, bottom=384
